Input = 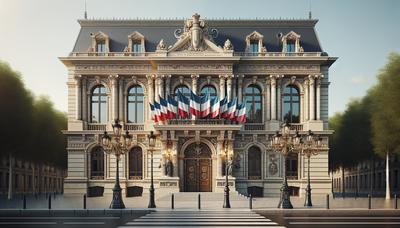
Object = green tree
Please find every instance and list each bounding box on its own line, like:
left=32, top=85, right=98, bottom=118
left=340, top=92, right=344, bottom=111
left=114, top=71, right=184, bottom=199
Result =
left=370, top=53, right=400, bottom=199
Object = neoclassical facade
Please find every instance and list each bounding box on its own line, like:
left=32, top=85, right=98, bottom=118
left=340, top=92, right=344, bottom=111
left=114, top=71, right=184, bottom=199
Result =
left=60, top=13, right=336, bottom=197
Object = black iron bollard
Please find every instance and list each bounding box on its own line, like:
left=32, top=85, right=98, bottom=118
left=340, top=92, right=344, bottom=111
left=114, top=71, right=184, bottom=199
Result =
left=249, top=194, right=253, bottom=209
left=23, top=195, right=26, bottom=209
left=395, top=194, right=398, bottom=209
left=368, top=194, right=371, bottom=209
left=198, top=194, right=201, bottom=209
left=83, top=194, right=87, bottom=209
left=326, top=194, right=330, bottom=209
left=171, top=194, right=174, bottom=209
left=48, top=194, right=52, bottom=209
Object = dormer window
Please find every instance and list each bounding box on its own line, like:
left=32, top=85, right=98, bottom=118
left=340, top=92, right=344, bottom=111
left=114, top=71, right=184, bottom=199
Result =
left=90, top=31, right=110, bottom=55
left=245, top=31, right=266, bottom=56
left=282, top=31, right=301, bottom=53
left=128, top=31, right=145, bottom=56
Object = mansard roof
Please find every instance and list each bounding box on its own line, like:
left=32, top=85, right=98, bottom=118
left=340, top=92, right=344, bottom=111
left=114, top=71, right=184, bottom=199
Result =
left=72, top=18, right=323, bottom=53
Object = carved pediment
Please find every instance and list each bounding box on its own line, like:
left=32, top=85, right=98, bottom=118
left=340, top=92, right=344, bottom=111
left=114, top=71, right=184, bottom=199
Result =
left=282, top=31, right=301, bottom=41
left=168, top=13, right=224, bottom=54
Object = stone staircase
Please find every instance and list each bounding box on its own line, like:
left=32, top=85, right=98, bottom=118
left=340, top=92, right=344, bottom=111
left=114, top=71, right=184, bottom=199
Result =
left=119, top=210, right=286, bottom=227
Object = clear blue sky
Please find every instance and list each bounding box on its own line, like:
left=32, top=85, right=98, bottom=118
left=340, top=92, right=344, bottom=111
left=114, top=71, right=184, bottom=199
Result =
left=1, top=0, right=399, bottom=116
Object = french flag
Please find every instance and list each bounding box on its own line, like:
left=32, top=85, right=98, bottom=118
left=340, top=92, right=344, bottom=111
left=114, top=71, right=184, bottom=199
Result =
left=225, top=98, right=237, bottom=120
left=149, top=103, right=158, bottom=123
left=159, top=96, right=169, bottom=120
left=234, top=103, right=246, bottom=123
left=201, top=94, right=211, bottom=117
left=167, top=95, right=178, bottom=119
left=177, top=91, right=190, bottom=118
left=154, top=101, right=164, bottom=121
left=190, top=92, right=209, bottom=117
left=219, top=97, right=228, bottom=118
left=210, top=97, right=220, bottom=118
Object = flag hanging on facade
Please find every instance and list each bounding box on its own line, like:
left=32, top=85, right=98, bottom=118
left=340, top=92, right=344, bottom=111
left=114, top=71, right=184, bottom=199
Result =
left=189, top=91, right=210, bottom=117
left=177, top=91, right=190, bottom=118
left=167, top=95, right=178, bottom=119
left=149, top=103, right=158, bottom=123
left=235, top=103, right=246, bottom=123
left=225, top=98, right=237, bottom=119
left=210, top=96, right=220, bottom=118
left=159, top=96, right=169, bottom=120
left=219, top=97, right=228, bottom=118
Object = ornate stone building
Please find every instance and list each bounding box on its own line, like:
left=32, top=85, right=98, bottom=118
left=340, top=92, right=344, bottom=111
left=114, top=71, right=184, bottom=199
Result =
left=60, top=13, right=336, bottom=197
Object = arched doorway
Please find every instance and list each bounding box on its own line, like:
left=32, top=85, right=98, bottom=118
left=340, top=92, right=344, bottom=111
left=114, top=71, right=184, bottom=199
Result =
left=184, top=142, right=212, bottom=192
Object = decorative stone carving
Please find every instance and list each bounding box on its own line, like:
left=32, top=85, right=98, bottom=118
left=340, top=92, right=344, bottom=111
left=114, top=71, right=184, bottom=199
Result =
left=223, top=39, right=234, bottom=51
left=156, top=39, right=167, bottom=50
left=268, top=154, right=278, bottom=176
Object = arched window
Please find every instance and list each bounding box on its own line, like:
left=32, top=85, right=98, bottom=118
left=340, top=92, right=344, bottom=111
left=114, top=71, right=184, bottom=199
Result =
left=90, top=146, right=104, bottom=179
left=129, top=147, right=143, bottom=179
left=286, top=152, right=298, bottom=179
left=127, top=85, right=144, bottom=123
left=248, top=146, right=262, bottom=179
left=173, top=85, right=190, bottom=99
left=91, top=85, right=108, bottom=123
left=200, top=85, right=217, bottom=100
left=283, top=85, right=300, bottom=123
left=245, top=85, right=262, bottom=123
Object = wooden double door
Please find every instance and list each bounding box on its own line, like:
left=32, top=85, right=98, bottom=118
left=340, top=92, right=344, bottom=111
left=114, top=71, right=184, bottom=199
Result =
left=184, top=143, right=212, bottom=192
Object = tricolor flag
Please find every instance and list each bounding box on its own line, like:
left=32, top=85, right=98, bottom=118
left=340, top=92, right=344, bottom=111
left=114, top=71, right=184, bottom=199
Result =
left=159, top=96, right=169, bottom=120
left=177, top=91, right=190, bottom=118
left=167, top=95, right=178, bottom=119
left=190, top=91, right=210, bottom=117
left=225, top=98, right=237, bottom=120
left=210, top=97, right=220, bottom=118
left=201, top=94, right=211, bottom=117
left=235, top=103, right=246, bottom=123
left=219, top=97, right=228, bottom=118
left=154, top=101, right=164, bottom=121
left=149, top=103, right=158, bottom=123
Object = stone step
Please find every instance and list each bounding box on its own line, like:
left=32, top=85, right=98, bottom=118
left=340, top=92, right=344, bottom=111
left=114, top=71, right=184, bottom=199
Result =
left=125, top=221, right=279, bottom=226
left=122, top=227, right=286, bottom=228
left=135, top=218, right=271, bottom=222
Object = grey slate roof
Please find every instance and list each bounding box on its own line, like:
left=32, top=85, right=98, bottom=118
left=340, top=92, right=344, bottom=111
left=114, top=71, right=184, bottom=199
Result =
left=72, top=19, right=323, bottom=53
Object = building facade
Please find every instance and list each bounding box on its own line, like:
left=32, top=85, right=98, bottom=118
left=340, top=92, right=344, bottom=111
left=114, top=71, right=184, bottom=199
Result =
left=60, top=13, right=336, bottom=197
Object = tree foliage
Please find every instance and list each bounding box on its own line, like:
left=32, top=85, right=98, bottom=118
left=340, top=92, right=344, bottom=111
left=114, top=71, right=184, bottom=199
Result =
left=0, top=61, right=67, bottom=167
left=370, top=53, right=400, bottom=157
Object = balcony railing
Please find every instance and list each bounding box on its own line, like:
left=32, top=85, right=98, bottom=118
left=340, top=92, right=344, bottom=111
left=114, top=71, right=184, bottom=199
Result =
left=124, top=123, right=144, bottom=131
left=87, top=123, right=107, bottom=131
left=234, top=52, right=322, bottom=57
left=69, top=52, right=160, bottom=57
left=244, top=123, right=265, bottom=131
left=167, top=119, right=227, bottom=125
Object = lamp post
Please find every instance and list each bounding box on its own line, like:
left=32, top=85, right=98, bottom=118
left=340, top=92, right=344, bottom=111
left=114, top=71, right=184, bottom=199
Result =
left=271, top=122, right=301, bottom=209
left=301, top=130, right=323, bottom=207
left=148, top=131, right=156, bottom=208
left=223, top=139, right=232, bottom=208
left=101, top=119, right=132, bottom=209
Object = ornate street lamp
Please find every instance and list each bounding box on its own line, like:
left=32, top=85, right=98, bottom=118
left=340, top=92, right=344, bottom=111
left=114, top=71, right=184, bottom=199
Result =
left=101, top=119, right=132, bottom=209
left=300, top=130, right=323, bottom=207
left=223, top=139, right=232, bottom=208
left=271, top=122, right=301, bottom=209
left=147, top=131, right=156, bottom=208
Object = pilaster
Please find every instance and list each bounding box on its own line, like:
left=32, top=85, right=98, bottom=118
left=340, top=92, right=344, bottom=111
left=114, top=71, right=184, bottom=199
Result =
left=219, top=75, right=226, bottom=100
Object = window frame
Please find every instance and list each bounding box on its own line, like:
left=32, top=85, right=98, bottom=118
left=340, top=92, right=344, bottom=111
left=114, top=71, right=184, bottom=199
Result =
left=90, top=147, right=104, bottom=179
left=245, top=84, right=263, bottom=123
left=283, top=85, right=300, bottom=123
left=127, top=85, right=144, bottom=123
left=129, top=147, right=143, bottom=179
left=248, top=146, right=262, bottom=180
left=90, top=85, right=108, bottom=123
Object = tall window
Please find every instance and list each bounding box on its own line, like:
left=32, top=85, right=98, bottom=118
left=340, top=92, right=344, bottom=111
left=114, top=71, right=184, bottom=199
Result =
left=96, top=40, right=106, bottom=53
left=248, top=146, right=262, bottom=179
left=286, top=152, right=298, bottom=179
left=249, top=40, right=259, bottom=53
left=91, top=85, right=108, bottom=123
left=91, top=146, right=104, bottom=179
left=287, top=40, right=295, bottom=52
left=200, top=85, right=217, bottom=100
left=129, top=147, right=143, bottom=179
left=245, top=85, right=262, bottom=123
left=127, top=85, right=144, bottom=123
left=133, top=42, right=142, bottom=56
left=283, top=85, right=300, bottom=123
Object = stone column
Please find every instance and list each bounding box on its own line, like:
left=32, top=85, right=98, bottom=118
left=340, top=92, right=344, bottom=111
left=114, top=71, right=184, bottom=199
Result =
left=270, top=75, right=277, bottom=120
left=232, top=76, right=237, bottom=100
left=165, top=75, right=171, bottom=98
left=159, top=75, right=165, bottom=99
left=226, top=75, right=233, bottom=102
left=110, top=75, right=118, bottom=121
left=309, top=75, right=315, bottom=121
left=172, top=140, right=178, bottom=177
left=216, top=140, right=223, bottom=177
left=316, top=75, right=322, bottom=120
left=155, top=75, right=160, bottom=103
left=191, top=74, right=199, bottom=94
left=82, top=78, right=88, bottom=122
left=74, top=75, right=82, bottom=120
left=219, top=75, right=226, bottom=100
left=265, top=77, right=271, bottom=121
left=146, top=75, right=154, bottom=104
left=119, top=78, right=124, bottom=122
left=161, top=142, right=167, bottom=176
left=277, top=75, right=283, bottom=121
left=238, top=75, right=244, bottom=103
left=304, top=79, right=309, bottom=121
